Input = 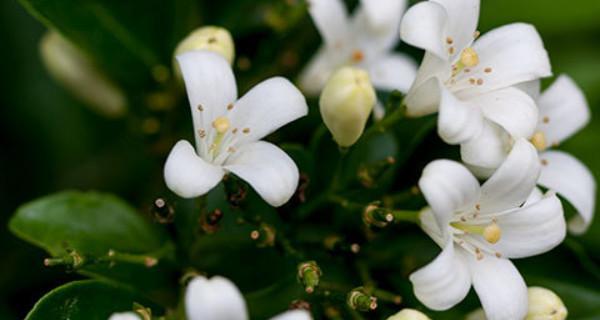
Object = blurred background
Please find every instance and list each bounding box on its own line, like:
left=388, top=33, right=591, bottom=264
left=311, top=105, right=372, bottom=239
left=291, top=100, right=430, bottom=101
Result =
left=1, top=0, right=599, bottom=318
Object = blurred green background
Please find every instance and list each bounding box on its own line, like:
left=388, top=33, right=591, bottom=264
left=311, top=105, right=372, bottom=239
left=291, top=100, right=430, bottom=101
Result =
left=0, top=0, right=599, bottom=318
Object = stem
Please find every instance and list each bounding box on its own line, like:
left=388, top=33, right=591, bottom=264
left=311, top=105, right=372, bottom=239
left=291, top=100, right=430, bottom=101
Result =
left=391, top=210, right=420, bottom=224
left=361, top=102, right=406, bottom=141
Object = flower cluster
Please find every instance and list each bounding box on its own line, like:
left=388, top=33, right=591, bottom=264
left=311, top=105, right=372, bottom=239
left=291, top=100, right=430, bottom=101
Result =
left=157, top=0, right=594, bottom=319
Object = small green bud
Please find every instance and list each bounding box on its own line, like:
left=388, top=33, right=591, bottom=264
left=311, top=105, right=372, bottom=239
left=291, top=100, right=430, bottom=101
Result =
left=319, top=67, right=376, bottom=147
left=297, top=261, right=322, bottom=294
left=526, top=287, right=567, bottom=320
left=347, top=287, right=377, bottom=312
left=40, top=31, right=127, bottom=117
left=363, top=202, right=394, bottom=228
left=174, top=26, right=235, bottom=78
left=387, top=309, right=431, bottom=320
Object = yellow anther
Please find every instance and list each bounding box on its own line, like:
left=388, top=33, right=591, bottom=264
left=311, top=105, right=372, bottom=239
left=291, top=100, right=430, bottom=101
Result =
left=531, top=131, right=547, bottom=151
left=483, top=223, right=502, bottom=244
left=212, top=116, right=230, bottom=133
left=460, top=48, right=479, bottom=67
left=351, top=50, right=365, bottom=63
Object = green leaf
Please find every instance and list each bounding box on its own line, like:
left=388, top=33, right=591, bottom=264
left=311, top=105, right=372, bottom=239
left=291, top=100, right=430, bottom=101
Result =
left=25, top=280, right=160, bottom=320
left=9, top=191, right=177, bottom=300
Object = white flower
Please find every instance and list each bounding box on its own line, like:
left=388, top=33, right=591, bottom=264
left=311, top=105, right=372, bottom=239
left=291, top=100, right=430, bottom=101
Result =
left=532, top=75, right=596, bottom=234
left=410, top=139, right=566, bottom=320
left=299, top=0, right=417, bottom=97
left=400, top=0, right=552, bottom=171
left=185, top=276, right=312, bottom=320
left=108, top=312, right=140, bottom=320
left=164, top=51, right=308, bottom=207
left=387, top=308, right=431, bottom=320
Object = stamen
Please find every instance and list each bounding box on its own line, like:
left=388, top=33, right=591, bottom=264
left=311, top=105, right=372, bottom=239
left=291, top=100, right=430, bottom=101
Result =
left=476, top=78, right=484, bottom=86
left=530, top=131, right=547, bottom=151
left=448, top=47, right=455, bottom=55
left=242, top=128, right=251, bottom=134
left=446, top=37, right=454, bottom=45
left=473, top=30, right=481, bottom=39
left=351, top=50, right=364, bottom=63
left=484, top=67, right=492, bottom=73
left=197, top=104, right=204, bottom=112
left=460, top=48, right=479, bottom=67
left=212, top=116, right=230, bottom=134
left=227, top=103, right=234, bottom=110
left=232, top=128, right=238, bottom=134
left=541, top=159, right=549, bottom=166
left=543, top=116, right=550, bottom=124
left=198, top=129, right=206, bottom=138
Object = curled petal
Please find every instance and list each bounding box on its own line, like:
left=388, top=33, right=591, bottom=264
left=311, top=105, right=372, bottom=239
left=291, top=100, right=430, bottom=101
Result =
left=224, top=141, right=299, bottom=207
left=419, top=160, right=481, bottom=229
left=185, top=276, right=248, bottom=320
left=460, top=121, right=511, bottom=174
left=409, top=241, right=472, bottom=311
left=479, top=139, right=540, bottom=213
left=537, top=75, right=590, bottom=145
left=438, top=87, right=484, bottom=144
left=400, top=1, right=448, bottom=59
left=539, top=151, right=596, bottom=234
left=164, top=140, right=224, bottom=198
left=405, top=76, right=443, bottom=117
left=494, top=192, right=566, bottom=258
left=432, top=0, right=480, bottom=54
left=477, top=87, right=538, bottom=140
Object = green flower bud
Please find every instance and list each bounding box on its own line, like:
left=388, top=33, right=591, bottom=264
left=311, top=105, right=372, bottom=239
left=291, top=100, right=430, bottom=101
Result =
left=319, top=67, right=376, bottom=147
left=174, top=26, right=235, bottom=69
left=526, top=287, right=567, bottom=320
left=387, top=309, right=431, bottom=320
left=40, top=31, right=126, bottom=117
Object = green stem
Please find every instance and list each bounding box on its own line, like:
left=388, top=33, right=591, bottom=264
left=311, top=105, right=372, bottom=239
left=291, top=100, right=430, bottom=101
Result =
left=361, top=102, right=406, bottom=141
left=390, top=210, right=420, bottom=224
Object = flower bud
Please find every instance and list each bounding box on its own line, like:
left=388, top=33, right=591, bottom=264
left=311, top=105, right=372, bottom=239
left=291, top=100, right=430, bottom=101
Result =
left=319, top=67, right=376, bottom=147
left=40, top=31, right=127, bottom=117
left=297, top=261, right=322, bottom=293
left=174, top=26, right=235, bottom=71
left=526, top=287, right=567, bottom=320
left=347, top=287, right=377, bottom=312
left=387, top=309, right=431, bottom=320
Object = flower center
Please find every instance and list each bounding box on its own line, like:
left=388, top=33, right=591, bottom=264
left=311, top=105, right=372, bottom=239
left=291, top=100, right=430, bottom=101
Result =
left=449, top=209, right=503, bottom=260
left=530, top=131, right=547, bottom=151
left=212, top=116, right=230, bottom=134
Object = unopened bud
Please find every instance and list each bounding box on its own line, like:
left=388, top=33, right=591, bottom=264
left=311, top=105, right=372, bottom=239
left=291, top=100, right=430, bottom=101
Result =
left=297, top=261, right=322, bottom=294
left=319, top=67, right=376, bottom=147
left=347, top=288, right=377, bottom=312
left=174, top=26, right=235, bottom=79
left=526, top=287, right=567, bottom=320
left=387, top=309, right=431, bottom=320
left=40, top=31, right=126, bottom=117
left=363, top=202, right=394, bottom=228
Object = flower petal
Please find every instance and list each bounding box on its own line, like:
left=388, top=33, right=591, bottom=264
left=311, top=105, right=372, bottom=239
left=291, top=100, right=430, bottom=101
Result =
left=460, top=121, right=511, bottom=173
left=360, top=0, right=406, bottom=32
left=539, top=150, right=596, bottom=234
left=230, top=77, right=308, bottom=143
left=477, top=87, right=538, bottom=139
left=164, top=140, right=225, bottom=198
left=431, top=0, right=480, bottom=53
left=405, top=76, right=443, bottom=117
left=298, top=48, right=335, bottom=96
left=419, top=160, right=481, bottom=230
left=185, top=276, right=248, bottom=320
left=224, top=141, right=299, bottom=207
left=537, top=75, right=590, bottom=145
left=515, top=79, right=541, bottom=100
left=462, top=23, right=551, bottom=96
left=368, top=53, right=417, bottom=93
left=109, top=313, right=140, bottom=320
left=494, top=192, right=566, bottom=258
left=270, top=310, right=312, bottom=320
left=177, top=51, right=238, bottom=145
left=467, top=256, right=527, bottom=320
left=479, top=139, right=540, bottom=213
left=437, top=86, right=484, bottom=144
left=409, top=241, right=472, bottom=311
left=400, top=1, right=448, bottom=59
left=419, top=208, right=446, bottom=248
left=308, top=0, right=350, bottom=46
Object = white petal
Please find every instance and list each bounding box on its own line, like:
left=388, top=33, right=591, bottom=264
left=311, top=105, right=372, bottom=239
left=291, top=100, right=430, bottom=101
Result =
left=515, top=79, right=541, bottom=100
left=360, top=0, right=406, bottom=32
left=270, top=310, right=312, bottom=320
left=479, top=139, right=540, bottom=213
left=494, top=192, right=566, bottom=258
left=477, top=87, right=538, bottom=139
left=164, top=140, right=224, bottom=198
left=405, top=76, right=443, bottom=117
left=462, top=23, right=551, bottom=96
left=109, top=312, right=140, bottom=320
left=400, top=1, right=448, bottom=59
left=467, top=256, right=527, bottom=320
left=460, top=121, right=511, bottom=172
left=409, top=241, right=471, bottom=311
left=539, top=150, right=596, bottom=234
left=298, top=48, right=335, bottom=96
left=437, top=87, right=484, bottom=144
left=419, top=160, right=481, bottom=229
left=224, top=141, right=299, bottom=207
left=537, top=75, right=590, bottom=145
left=419, top=208, right=446, bottom=248
left=431, top=0, right=480, bottom=54
left=185, top=276, right=248, bottom=320
left=308, top=0, right=350, bottom=46
left=231, top=77, right=308, bottom=143
left=368, top=53, right=417, bottom=93
left=177, top=51, right=238, bottom=146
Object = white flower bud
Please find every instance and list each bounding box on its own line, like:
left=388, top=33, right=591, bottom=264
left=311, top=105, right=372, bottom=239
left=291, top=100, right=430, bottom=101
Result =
left=40, top=31, right=127, bottom=117
left=174, top=26, right=235, bottom=65
left=526, top=287, right=567, bottom=320
left=319, top=66, right=376, bottom=147
left=387, top=308, right=431, bottom=320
